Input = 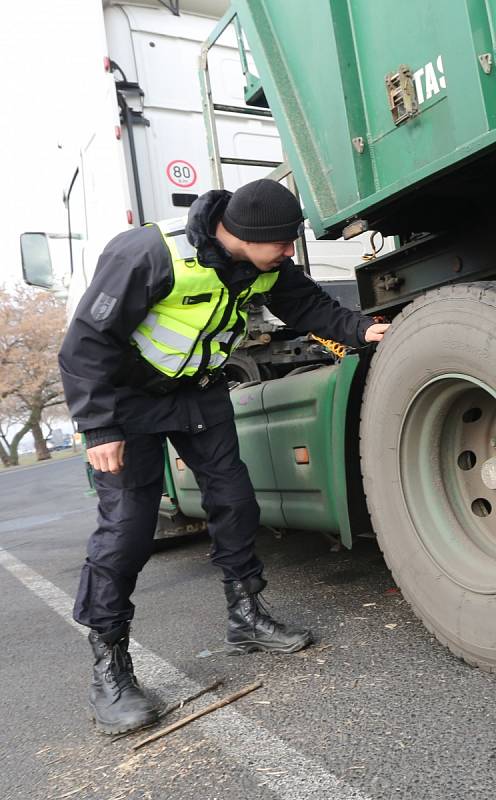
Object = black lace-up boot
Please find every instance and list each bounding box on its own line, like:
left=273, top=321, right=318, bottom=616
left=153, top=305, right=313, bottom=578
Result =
left=224, top=576, right=313, bottom=654
left=88, top=623, right=158, bottom=734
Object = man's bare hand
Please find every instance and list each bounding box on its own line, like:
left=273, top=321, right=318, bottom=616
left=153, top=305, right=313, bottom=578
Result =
left=364, top=323, right=390, bottom=343
left=87, top=441, right=126, bottom=474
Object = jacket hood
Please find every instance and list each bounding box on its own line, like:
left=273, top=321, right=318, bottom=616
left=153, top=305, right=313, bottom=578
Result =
left=184, top=188, right=289, bottom=279
left=185, top=189, right=232, bottom=269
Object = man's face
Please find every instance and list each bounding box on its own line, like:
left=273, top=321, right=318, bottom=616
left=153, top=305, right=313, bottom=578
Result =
left=243, top=240, right=295, bottom=271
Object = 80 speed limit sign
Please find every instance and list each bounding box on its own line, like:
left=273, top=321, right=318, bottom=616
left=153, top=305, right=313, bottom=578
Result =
left=166, top=160, right=197, bottom=188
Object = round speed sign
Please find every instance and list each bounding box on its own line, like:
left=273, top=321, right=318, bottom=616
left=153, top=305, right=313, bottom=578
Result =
left=166, top=160, right=197, bottom=188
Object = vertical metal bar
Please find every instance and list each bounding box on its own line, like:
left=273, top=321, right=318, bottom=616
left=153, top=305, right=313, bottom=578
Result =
left=199, top=46, right=224, bottom=189
left=199, top=9, right=239, bottom=190
left=298, top=226, right=311, bottom=275
left=120, top=96, right=145, bottom=225
left=64, top=167, right=79, bottom=276
left=285, top=165, right=311, bottom=274
left=233, top=15, right=250, bottom=80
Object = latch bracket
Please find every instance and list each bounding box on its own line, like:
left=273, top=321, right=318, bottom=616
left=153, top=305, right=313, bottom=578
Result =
left=385, top=65, right=419, bottom=125
left=479, top=53, right=493, bottom=75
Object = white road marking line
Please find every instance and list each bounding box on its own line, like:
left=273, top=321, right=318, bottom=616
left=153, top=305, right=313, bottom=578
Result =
left=0, top=546, right=371, bottom=800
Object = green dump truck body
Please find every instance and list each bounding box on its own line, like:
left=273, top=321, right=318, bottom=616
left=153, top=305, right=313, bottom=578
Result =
left=194, top=1, right=496, bottom=672
left=230, top=0, right=496, bottom=238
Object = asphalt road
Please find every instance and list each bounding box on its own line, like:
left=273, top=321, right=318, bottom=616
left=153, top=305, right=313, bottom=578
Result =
left=1, top=457, right=495, bottom=800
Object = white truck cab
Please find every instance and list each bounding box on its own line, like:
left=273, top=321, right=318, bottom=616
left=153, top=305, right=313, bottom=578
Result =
left=21, top=0, right=391, bottom=379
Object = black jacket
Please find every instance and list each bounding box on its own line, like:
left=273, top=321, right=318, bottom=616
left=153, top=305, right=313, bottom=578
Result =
left=59, top=190, right=374, bottom=445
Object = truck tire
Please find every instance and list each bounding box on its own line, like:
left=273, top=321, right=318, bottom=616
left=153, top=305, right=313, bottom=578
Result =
left=224, top=352, right=261, bottom=384
left=360, top=282, right=496, bottom=671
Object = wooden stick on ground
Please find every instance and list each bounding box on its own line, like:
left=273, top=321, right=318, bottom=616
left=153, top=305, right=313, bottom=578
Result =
left=133, top=680, right=263, bottom=751
left=161, top=678, right=224, bottom=717
left=111, top=679, right=224, bottom=744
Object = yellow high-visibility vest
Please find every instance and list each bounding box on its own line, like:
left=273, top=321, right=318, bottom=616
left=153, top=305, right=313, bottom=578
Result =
left=131, top=219, right=279, bottom=378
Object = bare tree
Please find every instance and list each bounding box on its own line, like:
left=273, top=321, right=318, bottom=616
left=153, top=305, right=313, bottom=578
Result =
left=0, top=285, right=66, bottom=465
left=0, top=398, right=32, bottom=466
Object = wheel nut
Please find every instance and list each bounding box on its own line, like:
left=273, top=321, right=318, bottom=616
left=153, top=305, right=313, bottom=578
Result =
left=481, top=457, right=496, bottom=489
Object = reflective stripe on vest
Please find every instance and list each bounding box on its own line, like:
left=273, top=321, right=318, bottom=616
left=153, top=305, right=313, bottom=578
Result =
left=130, top=220, right=279, bottom=379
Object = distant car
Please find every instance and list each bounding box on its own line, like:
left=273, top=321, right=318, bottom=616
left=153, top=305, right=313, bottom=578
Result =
left=46, top=435, right=73, bottom=451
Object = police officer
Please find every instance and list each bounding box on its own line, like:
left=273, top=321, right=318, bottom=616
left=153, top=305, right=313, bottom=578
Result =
left=59, top=179, right=389, bottom=735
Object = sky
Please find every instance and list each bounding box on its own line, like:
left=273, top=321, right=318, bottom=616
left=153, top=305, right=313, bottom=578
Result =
left=0, top=0, right=105, bottom=287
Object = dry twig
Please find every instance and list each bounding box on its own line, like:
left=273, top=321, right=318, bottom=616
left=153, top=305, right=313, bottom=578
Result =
left=111, top=679, right=224, bottom=743
left=163, top=679, right=224, bottom=716
left=133, top=680, right=263, bottom=751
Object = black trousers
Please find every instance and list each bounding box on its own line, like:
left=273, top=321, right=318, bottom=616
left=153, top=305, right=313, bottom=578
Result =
left=73, top=419, right=263, bottom=632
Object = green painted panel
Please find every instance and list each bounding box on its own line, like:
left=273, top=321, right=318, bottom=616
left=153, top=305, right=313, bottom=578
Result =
left=171, top=363, right=360, bottom=542
left=331, top=354, right=361, bottom=549
left=263, top=365, right=340, bottom=533
left=231, top=0, right=340, bottom=230
left=231, top=0, right=496, bottom=237
left=170, top=382, right=285, bottom=526
left=350, top=0, right=494, bottom=186
left=231, top=381, right=285, bottom=526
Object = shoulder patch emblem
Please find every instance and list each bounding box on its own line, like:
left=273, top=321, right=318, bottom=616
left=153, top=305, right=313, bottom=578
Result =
left=90, top=292, right=117, bottom=321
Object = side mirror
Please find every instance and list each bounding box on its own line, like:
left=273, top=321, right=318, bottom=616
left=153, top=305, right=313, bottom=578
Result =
left=20, top=232, right=55, bottom=289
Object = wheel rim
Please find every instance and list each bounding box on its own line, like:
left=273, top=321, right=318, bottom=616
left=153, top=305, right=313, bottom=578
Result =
left=399, top=373, right=496, bottom=593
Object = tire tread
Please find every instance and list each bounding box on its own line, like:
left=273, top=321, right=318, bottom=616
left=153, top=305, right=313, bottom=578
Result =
left=360, top=280, right=496, bottom=672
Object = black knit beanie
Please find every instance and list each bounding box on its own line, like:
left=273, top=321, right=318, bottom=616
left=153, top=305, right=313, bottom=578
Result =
left=222, top=179, right=304, bottom=242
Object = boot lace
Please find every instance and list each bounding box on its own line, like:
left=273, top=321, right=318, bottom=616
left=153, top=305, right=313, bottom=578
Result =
left=105, top=641, right=137, bottom=695
left=251, top=592, right=275, bottom=634
left=254, top=591, right=271, bottom=616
